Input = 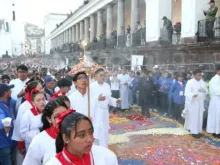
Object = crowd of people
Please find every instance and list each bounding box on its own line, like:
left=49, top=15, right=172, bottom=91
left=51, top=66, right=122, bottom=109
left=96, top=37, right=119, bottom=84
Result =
left=0, top=62, right=220, bottom=165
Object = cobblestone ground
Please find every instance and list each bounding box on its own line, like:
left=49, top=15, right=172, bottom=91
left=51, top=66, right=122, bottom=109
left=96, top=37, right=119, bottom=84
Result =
left=108, top=109, right=220, bottom=165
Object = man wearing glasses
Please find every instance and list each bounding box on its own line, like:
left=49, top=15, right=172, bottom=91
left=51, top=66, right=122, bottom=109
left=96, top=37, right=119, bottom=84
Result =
left=68, top=71, right=93, bottom=116
left=9, top=65, right=29, bottom=100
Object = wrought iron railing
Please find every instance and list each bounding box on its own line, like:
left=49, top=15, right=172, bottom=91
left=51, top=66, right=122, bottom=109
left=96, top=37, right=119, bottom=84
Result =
left=197, top=17, right=220, bottom=42
left=131, top=28, right=146, bottom=46
left=96, top=39, right=106, bottom=49
left=106, top=38, right=117, bottom=49
left=118, top=34, right=126, bottom=47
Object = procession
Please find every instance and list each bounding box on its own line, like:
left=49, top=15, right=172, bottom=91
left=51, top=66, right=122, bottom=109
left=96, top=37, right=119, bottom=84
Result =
left=1, top=0, right=220, bottom=164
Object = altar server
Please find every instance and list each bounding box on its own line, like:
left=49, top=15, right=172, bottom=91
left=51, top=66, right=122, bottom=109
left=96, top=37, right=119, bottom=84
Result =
left=206, top=64, right=220, bottom=138
left=50, top=78, right=72, bottom=101
left=12, top=81, right=43, bottom=156
left=20, top=90, right=46, bottom=150
left=90, top=68, right=120, bottom=148
left=23, top=99, right=68, bottom=165
left=184, top=69, right=207, bottom=138
left=69, top=72, right=96, bottom=117
left=45, top=111, right=118, bottom=165
left=117, top=69, right=131, bottom=110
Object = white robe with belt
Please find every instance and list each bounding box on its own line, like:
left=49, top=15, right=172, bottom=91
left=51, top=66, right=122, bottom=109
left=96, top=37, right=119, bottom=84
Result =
left=20, top=110, right=42, bottom=150
left=117, top=74, right=131, bottom=109
left=207, top=74, right=220, bottom=134
left=90, top=81, right=117, bottom=148
left=22, top=131, right=56, bottom=165
left=184, top=78, right=207, bottom=134
left=45, top=145, right=118, bottom=165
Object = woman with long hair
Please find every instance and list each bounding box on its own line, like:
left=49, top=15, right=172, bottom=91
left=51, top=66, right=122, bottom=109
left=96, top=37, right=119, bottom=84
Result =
left=12, top=81, right=43, bottom=155
left=46, top=111, right=118, bottom=165
left=22, top=99, right=68, bottom=165
left=20, top=90, right=46, bottom=150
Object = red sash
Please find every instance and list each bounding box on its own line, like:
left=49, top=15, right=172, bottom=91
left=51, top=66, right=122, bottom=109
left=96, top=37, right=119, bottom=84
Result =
left=56, top=148, right=94, bottom=165
left=30, top=107, right=42, bottom=116
left=45, top=126, right=59, bottom=139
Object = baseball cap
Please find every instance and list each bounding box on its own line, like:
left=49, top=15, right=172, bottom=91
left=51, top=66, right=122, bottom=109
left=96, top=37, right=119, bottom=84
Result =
left=0, top=84, right=14, bottom=96
left=208, top=0, right=215, bottom=4
left=44, top=75, right=54, bottom=83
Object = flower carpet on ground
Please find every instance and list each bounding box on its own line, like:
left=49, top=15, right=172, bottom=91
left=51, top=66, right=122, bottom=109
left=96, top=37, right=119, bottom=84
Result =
left=109, top=110, right=220, bottom=165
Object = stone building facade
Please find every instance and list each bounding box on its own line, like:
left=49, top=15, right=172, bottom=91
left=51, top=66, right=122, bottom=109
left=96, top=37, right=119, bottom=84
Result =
left=46, top=0, right=220, bottom=70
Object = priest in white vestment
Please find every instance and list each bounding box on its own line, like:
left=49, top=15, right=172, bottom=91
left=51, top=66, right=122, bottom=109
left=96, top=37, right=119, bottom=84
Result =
left=184, top=69, right=207, bottom=138
left=117, top=69, right=131, bottom=110
left=90, top=68, right=120, bottom=148
left=206, top=65, right=220, bottom=138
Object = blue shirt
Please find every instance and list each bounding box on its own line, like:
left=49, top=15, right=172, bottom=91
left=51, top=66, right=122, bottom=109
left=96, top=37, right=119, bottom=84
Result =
left=0, top=99, right=17, bottom=148
left=171, top=81, right=186, bottom=105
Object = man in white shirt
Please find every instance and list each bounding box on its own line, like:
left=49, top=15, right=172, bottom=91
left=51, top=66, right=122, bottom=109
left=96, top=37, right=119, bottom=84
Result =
left=109, top=71, right=120, bottom=99
left=184, top=69, right=207, bottom=138
left=9, top=65, right=29, bottom=100
left=117, top=69, right=131, bottom=110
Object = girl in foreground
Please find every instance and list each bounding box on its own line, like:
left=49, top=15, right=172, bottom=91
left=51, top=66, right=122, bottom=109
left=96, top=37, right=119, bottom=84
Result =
left=22, top=99, right=68, bottom=165
left=19, top=90, right=46, bottom=150
left=46, top=110, right=118, bottom=165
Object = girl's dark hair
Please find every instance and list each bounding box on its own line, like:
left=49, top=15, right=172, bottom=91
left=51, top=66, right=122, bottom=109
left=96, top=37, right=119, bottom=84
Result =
left=25, top=81, right=40, bottom=93
left=56, top=95, right=70, bottom=104
left=55, top=112, right=93, bottom=153
left=41, top=99, right=68, bottom=131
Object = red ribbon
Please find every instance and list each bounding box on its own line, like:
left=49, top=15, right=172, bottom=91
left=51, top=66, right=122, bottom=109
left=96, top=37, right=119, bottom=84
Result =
left=31, top=88, right=40, bottom=94
left=49, top=91, right=66, bottom=101
left=56, top=109, right=76, bottom=131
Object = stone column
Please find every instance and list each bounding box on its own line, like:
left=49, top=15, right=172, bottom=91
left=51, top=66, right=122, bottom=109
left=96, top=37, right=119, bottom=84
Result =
left=145, top=0, right=172, bottom=42
left=117, top=0, right=125, bottom=36
left=59, top=35, right=61, bottom=46
left=90, top=15, right=95, bottom=42
left=64, top=31, right=66, bottom=43
left=131, top=0, right=140, bottom=33
left=62, top=33, right=64, bottom=45
left=84, top=18, right=89, bottom=42
left=80, top=21, right=84, bottom=40
left=69, top=28, right=72, bottom=42
left=181, top=0, right=208, bottom=40
left=76, top=23, right=79, bottom=42
left=107, top=5, right=113, bottom=39
left=72, top=26, right=75, bottom=42
left=97, top=10, right=103, bottom=40
left=67, top=30, right=69, bottom=43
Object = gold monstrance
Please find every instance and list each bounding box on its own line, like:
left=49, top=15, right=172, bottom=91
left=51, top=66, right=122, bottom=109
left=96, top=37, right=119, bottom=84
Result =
left=70, top=41, right=106, bottom=118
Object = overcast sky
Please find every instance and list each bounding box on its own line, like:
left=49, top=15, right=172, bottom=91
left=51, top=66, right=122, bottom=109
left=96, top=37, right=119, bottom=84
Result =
left=0, top=0, right=84, bottom=27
